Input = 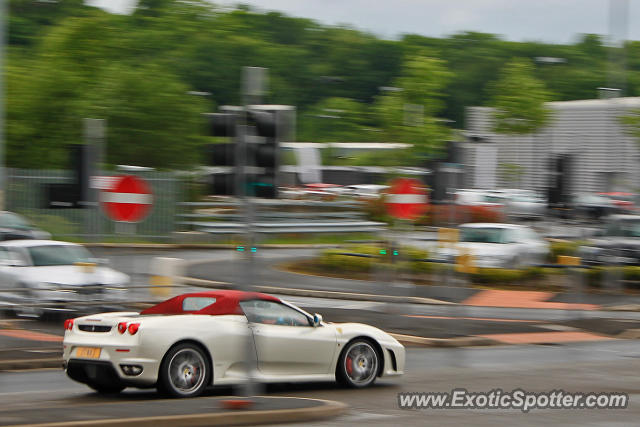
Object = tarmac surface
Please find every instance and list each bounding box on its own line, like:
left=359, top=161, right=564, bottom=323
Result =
left=0, top=395, right=346, bottom=427
left=3, top=342, right=640, bottom=427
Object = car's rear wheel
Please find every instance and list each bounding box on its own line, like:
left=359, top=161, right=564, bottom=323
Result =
left=336, top=339, right=379, bottom=388
left=88, top=383, right=125, bottom=394
left=158, top=343, right=210, bottom=398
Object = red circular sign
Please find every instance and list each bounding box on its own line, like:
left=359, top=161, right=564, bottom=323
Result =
left=385, top=178, right=428, bottom=220
left=101, top=175, right=153, bottom=222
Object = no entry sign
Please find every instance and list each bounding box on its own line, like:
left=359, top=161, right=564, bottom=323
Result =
left=385, top=178, right=428, bottom=220
left=100, top=175, right=153, bottom=222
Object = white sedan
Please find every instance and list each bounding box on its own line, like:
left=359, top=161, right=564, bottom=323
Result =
left=63, top=290, right=405, bottom=397
left=0, top=240, right=129, bottom=317
left=435, top=223, right=550, bottom=268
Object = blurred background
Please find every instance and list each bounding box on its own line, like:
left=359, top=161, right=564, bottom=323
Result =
left=3, top=1, right=640, bottom=425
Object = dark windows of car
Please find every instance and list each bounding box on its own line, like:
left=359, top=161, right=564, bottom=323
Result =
left=460, top=227, right=508, bottom=244
left=25, top=245, right=93, bottom=267
left=605, top=219, right=640, bottom=238
left=0, top=213, right=31, bottom=230
left=182, top=297, right=217, bottom=311
left=240, top=300, right=311, bottom=326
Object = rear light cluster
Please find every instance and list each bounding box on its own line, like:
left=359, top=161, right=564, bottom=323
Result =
left=117, top=322, right=140, bottom=335
left=63, top=319, right=74, bottom=331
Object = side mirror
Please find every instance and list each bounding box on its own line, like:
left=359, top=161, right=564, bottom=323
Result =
left=312, top=313, right=323, bottom=327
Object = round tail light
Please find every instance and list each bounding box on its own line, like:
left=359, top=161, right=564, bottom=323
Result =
left=128, top=323, right=140, bottom=335
left=63, top=319, right=74, bottom=331
left=117, top=322, right=127, bottom=334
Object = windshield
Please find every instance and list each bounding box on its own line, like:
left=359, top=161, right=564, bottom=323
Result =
left=460, top=227, right=508, bottom=244
left=26, top=245, right=93, bottom=266
left=577, top=194, right=610, bottom=204
left=512, top=195, right=544, bottom=202
left=605, top=220, right=640, bottom=238
left=0, top=213, right=31, bottom=230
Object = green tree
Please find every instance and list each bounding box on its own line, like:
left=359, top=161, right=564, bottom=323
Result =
left=299, top=97, right=372, bottom=142
left=373, top=55, right=452, bottom=162
left=83, top=63, right=207, bottom=168
left=487, top=58, right=552, bottom=134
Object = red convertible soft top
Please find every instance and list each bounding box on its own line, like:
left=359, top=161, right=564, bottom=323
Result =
left=140, top=290, right=280, bottom=316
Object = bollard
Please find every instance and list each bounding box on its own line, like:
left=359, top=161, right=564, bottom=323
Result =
left=149, top=257, right=183, bottom=299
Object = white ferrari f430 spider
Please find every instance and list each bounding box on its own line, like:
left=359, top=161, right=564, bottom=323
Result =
left=62, top=290, right=405, bottom=397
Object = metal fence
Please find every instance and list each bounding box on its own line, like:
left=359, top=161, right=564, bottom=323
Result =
left=6, top=169, right=183, bottom=241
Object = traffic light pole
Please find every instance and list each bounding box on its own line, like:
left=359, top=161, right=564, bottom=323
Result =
left=236, top=67, right=267, bottom=402
left=0, top=0, right=6, bottom=210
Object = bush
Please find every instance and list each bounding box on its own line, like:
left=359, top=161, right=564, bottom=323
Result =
left=319, top=248, right=374, bottom=273
left=402, top=247, right=429, bottom=261
left=623, top=266, right=640, bottom=281
left=549, top=240, right=581, bottom=262
left=409, top=260, right=436, bottom=274
left=319, top=244, right=432, bottom=276
left=362, top=197, right=391, bottom=223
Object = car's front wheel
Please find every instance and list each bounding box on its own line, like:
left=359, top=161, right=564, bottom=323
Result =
left=336, top=339, right=379, bottom=388
left=158, top=343, right=210, bottom=398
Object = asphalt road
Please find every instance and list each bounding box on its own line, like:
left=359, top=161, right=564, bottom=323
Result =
left=273, top=340, right=640, bottom=426
left=184, top=249, right=640, bottom=306
left=1, top=341, right=639, bottom=426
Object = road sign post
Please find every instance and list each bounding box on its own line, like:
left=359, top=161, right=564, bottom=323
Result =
left=382, top=178, right=428, bottom=318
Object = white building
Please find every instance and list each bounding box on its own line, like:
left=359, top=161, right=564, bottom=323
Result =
left=464, top=97, right=640, bottom=193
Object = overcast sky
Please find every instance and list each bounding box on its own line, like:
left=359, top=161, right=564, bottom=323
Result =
left=88, top=0, right=636, bottom=45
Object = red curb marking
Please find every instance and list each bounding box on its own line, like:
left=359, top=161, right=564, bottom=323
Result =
left=477, top=331, right=614, bottom=344
left=406, top=315, right=536, bottom=323
left=0, top=329, right=63, bottom=342
left=462, top=290, right=599, bottom=310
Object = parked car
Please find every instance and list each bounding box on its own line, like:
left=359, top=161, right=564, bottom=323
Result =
left=0, top=240, right=129, bottom=317
left=63, top=290, right=405, bottom=397
left=580, top=215, right=640, bottom=265
left=572, top=193, right=619, bottom=220
left=301, top=183, right=346, bottom=199
left=0, top=211, right=51, bottom=241
left=485, top=189, right=546, bottom=220
left=454, top=189, right=498, bottom=206
left=435, top=223, right=549, bottom=268
left=344, top=184, right=389, bottom=199
left=452, top=189, right=505, bottom=223
left=598, top=192, right=637, bottom=213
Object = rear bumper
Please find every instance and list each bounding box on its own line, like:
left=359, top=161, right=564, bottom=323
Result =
left=65, top=359, right=155, bottom=388
left=63, top=340, right=160, bottom=387
left=64, top=359, right=156, bottom=388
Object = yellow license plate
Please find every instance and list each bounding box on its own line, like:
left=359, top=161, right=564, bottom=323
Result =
left=76, top=347, right=101, bottom=359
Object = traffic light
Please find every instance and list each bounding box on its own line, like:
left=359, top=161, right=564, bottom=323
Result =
left=43, top=144, right=94, bottom=209
left=203, top=106, right=292, bottom=198
left=72, top=144, right=95, bottom=207
left=246, top=109, right=278, bottom=199
left=204, top=112, right=237, bottom=196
